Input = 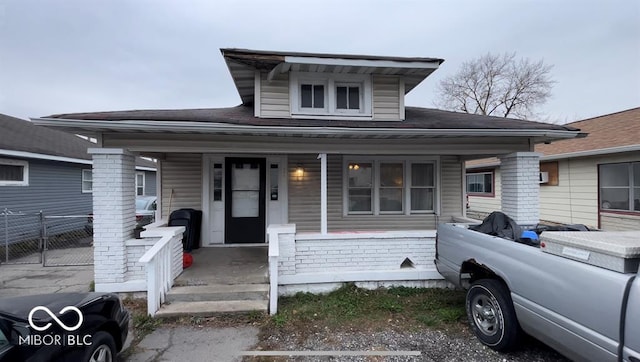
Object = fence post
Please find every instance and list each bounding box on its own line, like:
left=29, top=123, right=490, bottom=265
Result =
left=40, top=211, right=46, bottom=266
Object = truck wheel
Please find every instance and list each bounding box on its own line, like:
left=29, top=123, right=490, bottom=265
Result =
left=466, top=279, right=520, bottom=351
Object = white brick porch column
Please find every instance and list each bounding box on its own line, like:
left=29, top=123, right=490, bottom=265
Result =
left=499, top=152, right=541, bottom=225
left=89, top=148, right=136, bottom=290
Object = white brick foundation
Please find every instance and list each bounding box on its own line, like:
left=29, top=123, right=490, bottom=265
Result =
left=499, top=152, right=541, bottom=225
left=271, top=229, right=443, bottom=296
left=89, top=148, right=136, bottom=289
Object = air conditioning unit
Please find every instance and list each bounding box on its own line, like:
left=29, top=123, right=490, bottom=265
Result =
left=539, top=171, right=549, bottom=184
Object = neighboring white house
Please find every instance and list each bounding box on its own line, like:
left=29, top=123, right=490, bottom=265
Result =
left=467, top=107, right=640, bottom=230
left=32, top=49, right=583, bottom=314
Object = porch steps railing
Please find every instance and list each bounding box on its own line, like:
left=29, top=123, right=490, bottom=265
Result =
left=154, top=283, right=268, bottom=317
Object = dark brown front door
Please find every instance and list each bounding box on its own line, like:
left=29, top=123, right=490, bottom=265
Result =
left=225, top=157, right=266, bottom=243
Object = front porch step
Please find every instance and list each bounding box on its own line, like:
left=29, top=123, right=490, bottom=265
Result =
left=166, top=284, right=269, bottom=302
left=155, top=300, right=268, bottom=318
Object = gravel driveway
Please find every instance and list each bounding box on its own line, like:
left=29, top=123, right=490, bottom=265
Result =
left=256, top=327, right=569, bottom=361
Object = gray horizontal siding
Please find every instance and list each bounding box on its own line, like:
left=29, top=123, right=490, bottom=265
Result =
left=372, top=76, right=401, bottom=121
left=161, top=154, right=202, bottom=218
left=440, top=156, right=463, bottom=219
left=0, top=158, right=93, bottom=243
left=288, top=154, right=444, bottom=232
left=260, top=72, right=290, bottom=118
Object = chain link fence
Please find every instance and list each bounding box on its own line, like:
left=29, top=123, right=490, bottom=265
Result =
left=1, top=209, right=93, bottom=266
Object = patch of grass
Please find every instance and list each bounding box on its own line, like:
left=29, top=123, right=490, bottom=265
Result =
left=269, top=284, right=466, bottom=333
left=133, top=313, right=161, bottom=338
left=88, top=280, right=95, bottom=292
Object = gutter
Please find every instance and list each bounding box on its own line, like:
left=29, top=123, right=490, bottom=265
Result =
left=30, top=117, right=582, bottom=140
left=466, top=144, right=640, bottom=169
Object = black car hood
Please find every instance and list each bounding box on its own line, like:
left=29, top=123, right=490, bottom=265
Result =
left=0, top=293, right=104, bottom=322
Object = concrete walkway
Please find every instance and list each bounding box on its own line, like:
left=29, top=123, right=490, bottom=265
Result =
left=0, top=263, right=93, bottom=297
left=125, top=326, right=260, bottom=362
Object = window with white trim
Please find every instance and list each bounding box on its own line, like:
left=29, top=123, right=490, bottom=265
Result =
left=82, top=169, right=93, bottom=193
left=466, top=171, right=494, bottom=195
left=411, top=163, right=435, bottom=211
left=291, top=72, right=372, bottom=118
left=136, top=172, right=145, bottom=196
left=599, top=162, right=640, bottom=212
left=345, top=159, right=437, bottom=215
left=0, top=158, right=28, bottom=186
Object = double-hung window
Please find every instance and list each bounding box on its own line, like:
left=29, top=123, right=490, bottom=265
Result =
left=300, top=83, right=325, bottom=110
left=345, top=159, right=437, bottom=215
left=466, top=171, right=494, bottom=196
left=136, top=172, right=145, bottom=196
left=0, top=158, right=28, bottom=186
left=291, top=72, right=371, bottom=117
left=82, top=169, right=93, bottom=193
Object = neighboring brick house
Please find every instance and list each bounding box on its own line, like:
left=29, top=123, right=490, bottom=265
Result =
left=32, top=49, right=583, bottom=314
left=467, top=107, right=640, bottom=230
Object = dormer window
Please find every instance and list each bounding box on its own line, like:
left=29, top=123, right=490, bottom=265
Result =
left=291, top=72, right=372, bottom=119
left=300, top=84, right=325, bottom=109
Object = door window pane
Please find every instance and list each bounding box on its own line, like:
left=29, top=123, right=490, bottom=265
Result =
left=213, top=163, right=223, bottom=201
left=232, top=163, right=260, bottom=217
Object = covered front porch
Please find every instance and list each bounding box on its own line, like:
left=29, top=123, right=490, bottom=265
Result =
left=84, top=144, right=544, bottom=315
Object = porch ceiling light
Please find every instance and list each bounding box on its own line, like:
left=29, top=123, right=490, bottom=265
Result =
left=294, top=165, right=305, bottom=181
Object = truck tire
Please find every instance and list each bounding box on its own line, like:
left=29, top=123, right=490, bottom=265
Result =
left=466, top=279, right=521, bottom=351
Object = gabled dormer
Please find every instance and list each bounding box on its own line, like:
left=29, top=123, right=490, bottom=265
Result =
left=221, top=49, right=443, bottom=121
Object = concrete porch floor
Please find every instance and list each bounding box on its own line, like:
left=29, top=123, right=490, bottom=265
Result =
left=175, top=246, right=269, bottom=286
left=158, top=246, right=270, bottom=317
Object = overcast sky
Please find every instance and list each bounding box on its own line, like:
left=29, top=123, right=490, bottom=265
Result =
left=1, top=0, right=639, bottom=124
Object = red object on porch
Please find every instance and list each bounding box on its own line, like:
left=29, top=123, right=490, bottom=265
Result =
left=183, top=252, right=193, bottom=269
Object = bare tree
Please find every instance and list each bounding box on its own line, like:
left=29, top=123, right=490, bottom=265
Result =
left=435, top=53, right=554, bottom=119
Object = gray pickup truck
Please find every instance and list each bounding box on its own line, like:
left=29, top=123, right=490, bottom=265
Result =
left=435, top=222, right=639, bottom=362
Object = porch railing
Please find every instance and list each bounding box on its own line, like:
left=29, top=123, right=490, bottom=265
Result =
left=138, top=224, right=185, bottom=316
left=267, top=224, right=297, bottom=315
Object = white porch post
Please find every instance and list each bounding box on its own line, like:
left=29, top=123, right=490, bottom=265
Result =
left=88, top=148, right=136, bottom=291
left=499, top=152, right=541, bottom=225
left=318, top=153, right=327, bottom=234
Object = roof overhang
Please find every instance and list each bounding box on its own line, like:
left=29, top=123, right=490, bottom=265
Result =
left=221, top=48, right=444, bottom=105
left=466, top=144, right=640, bottom=169
left=30, top=117, right=582, bottom=144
